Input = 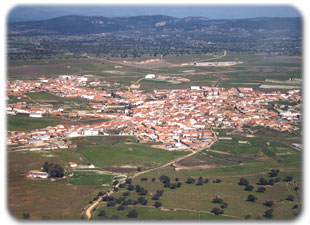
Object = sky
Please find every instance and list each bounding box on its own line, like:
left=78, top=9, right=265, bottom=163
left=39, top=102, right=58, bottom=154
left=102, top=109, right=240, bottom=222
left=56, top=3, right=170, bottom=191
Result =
left=8, top=5, right=301, bottom=22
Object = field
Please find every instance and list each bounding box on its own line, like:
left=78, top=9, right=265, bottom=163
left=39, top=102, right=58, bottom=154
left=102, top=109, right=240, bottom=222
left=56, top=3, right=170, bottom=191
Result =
left=91, top=127, right=301, bottom=220
left=7, top=149, right=111, bottom=219
left=6, top=53, right=302, bottom=220
left=72, top=136, right=187, bottom=171
left=7, top=114, right=61, bottom=131
left=68, top=171, right=114, bottom=186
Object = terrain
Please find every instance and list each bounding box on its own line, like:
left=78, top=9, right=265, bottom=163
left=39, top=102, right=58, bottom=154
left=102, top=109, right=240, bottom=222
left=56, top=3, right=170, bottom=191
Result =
left=6, top=14, right=302, bottom=220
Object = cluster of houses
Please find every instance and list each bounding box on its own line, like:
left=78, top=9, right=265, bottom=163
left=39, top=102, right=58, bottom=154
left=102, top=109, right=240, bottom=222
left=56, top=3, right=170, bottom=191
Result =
left=6, top=75, right=302, bottom=151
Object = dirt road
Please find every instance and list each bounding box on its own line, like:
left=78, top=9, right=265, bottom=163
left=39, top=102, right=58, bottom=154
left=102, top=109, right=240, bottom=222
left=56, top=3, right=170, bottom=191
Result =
left=83, top=131, right=218, bottom=219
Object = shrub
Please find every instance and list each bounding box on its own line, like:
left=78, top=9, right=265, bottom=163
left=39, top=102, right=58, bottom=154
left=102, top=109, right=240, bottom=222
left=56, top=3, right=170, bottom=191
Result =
left=127, top=210, right=138, bottom=218
left=239, top=178, right=249, bottom=186
left=247, top=195, right=257, bottom=202
left=263, top=209, right=273, bottom=218
left=263, top=200, right=274, bottom=207
left=244, top=185, right=254, bottom=191
left=256, top=187, right=266, bottom=193
left=154, top=201, right=162, bottom=208
left=211, top=207, right=224, bottom=215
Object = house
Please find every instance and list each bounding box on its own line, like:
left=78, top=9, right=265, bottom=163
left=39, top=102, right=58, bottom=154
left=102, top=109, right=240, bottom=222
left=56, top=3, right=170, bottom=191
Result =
left=69, top=162, right=78, bottom=168
left=191, top=86, right=201, bottom=90
left=145, top=74, right=156, bottom=79
left=26, top=171, right=48, bottom=179
left=29, top=111, right=42, bottom=118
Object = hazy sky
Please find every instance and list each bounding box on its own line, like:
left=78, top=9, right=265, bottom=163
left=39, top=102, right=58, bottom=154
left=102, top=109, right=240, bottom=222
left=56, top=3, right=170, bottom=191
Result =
left=8, top=5, right=301, bottom=22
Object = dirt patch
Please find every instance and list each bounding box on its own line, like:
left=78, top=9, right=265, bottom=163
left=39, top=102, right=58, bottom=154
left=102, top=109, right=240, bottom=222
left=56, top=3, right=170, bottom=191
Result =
left=104, top=167, right=135, bottom=173
left=208, top=149, right=231, bottom=155
left=173, top=157, right=219, bottom=171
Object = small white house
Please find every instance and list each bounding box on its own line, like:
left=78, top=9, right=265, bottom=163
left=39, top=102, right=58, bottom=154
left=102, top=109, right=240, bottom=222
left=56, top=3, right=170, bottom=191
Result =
left=29, top=112, right=42, bottom=118
left=145, top=74, right=156, bottom=79
left=191, top=86, right=201, bottom=90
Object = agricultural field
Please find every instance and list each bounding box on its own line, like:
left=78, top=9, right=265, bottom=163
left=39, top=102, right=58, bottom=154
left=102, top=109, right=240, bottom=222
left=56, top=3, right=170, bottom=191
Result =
left=90, top=127, right=301, bottom=220
left=7, top=149, right=110, bottom=219
left=7, top=114, right=61, bottom=131
left=72, top=136, right=188, bottom=171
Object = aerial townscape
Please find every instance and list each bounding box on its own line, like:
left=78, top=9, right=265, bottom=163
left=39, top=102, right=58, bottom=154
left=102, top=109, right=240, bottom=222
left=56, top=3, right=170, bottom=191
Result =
left=6, top=5, right=302, bottom=221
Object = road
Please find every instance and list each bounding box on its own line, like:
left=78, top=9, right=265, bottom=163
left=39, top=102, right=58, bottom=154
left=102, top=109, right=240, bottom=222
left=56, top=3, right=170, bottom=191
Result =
left=83, top=130, right=218, bottom=219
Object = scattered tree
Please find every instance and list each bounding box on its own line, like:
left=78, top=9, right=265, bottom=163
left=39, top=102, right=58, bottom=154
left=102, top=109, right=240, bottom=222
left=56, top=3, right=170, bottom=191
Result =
left=239, top=178, right=249, bottom=186
left=244, top=185, right=254, bottom=191
left=263, top=200, right=274, bottom=207
left=154, top=201, right=162, bottom=208
left=22, top=213, right=30, bottom=219
left=247, top=194, right=257, bottom=202
left=127, top=210, right=138, bottom=218
left=211, top=207, right=224, bottom=215
left=263, top=209, right=273, bottom=218
left=286, top=195, right=295, bottom=201
left=256, top=187, right=266, bottom=193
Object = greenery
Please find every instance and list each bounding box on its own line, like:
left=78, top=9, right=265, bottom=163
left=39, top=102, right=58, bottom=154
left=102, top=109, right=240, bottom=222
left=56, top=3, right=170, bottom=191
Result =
left=42, top=161, right=64, bottom=178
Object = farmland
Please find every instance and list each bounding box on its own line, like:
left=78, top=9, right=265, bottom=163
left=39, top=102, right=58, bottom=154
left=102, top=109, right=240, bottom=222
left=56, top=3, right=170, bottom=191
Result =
left=73, top=136, right=188, bottom=171
left=7, top=114, right=61, bottom=131
left=6, top=53, right=302, bottom=220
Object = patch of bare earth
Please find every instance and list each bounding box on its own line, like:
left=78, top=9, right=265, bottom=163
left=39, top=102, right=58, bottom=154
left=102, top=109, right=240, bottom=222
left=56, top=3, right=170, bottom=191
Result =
left=174, top=157, right=218, bottom=170
left=104, top=167, right=135, bottom=173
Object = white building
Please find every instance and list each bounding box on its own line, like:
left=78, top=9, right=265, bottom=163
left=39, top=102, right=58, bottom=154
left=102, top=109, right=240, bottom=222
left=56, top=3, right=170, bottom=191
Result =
left=191, top=86, right=201, bottom=90
left=145, top=74, right=156, bottom=79
left=29, top=112, right=42, bottom=118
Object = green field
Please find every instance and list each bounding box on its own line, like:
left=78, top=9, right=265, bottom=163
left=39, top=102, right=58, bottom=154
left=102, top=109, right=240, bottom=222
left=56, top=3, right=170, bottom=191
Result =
left=7, top=114, right=61, bottom=131
left=7, top=149, right=110, bottom=219
left=73, top=136, right=187, bottom=170
left=68, top=171, right=114, bottom=186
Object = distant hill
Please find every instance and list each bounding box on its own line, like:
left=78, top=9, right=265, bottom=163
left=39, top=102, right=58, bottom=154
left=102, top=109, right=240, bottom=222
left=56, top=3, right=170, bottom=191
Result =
left=8, top=15, right=301, bottom=36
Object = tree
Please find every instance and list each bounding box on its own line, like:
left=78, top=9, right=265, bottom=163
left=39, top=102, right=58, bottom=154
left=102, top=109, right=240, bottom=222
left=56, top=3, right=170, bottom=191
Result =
left=107, top=201, right=116, bottom=207
left=247, top=195, right=257, bottom=202
left=127, top=184, right=135, bottom=191
left=176, top=182, right=182, bottom=188
left=22, top=213, right=30, bottom=219
left=268, top=179, right=275, bottom=186
left=98, top=210, right=106, bottom=217
left=257, top=178, right=268, bottom=185
left=154, top=201, right=162, bottom=208
left=263, top=209, right=273, bottom=218
left=292, top=204, right=298, bottom=209
left=141, top=177, right=148, bottom=182
left=137, top=167, right=142, bottom=172
left=152, top=178, right=156, bottom=182
left=244, top=185, right=254, bottom=191
left=221, top=202, right=228, bottom=209
left=122, top=191, right=130, bottom=196
left=269, top=169, right=279, bottom=177
left=125, top=178, right=132, bottom=184
left=239, top=178, right=249, bottom=186
left=160, top=175, right=170, bottom=184
left=42, top=161, right=49, bottom=172
left=286, top=195, right=295, bottom=201
left=211, top=207, right=224, bottom=215
left=212, top=197, right=224, bottom=204
left=284, top=176, right=293, bottom=182
left=117, top=205, right=125, bottom=211
left=256, top=187, right=266, bottom=193
left=127, top=210, right=138, bottom=218
left=186, top=178, right=195, bottom=184
left=263, top=200, right=274, bottom=207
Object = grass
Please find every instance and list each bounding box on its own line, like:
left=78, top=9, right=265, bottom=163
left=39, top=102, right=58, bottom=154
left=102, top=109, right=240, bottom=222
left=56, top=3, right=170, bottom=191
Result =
left=7, top=114, right=61, bottom=131
left=7, top=150, right=109, bottom=219
left=76, top=141, right=187, bottom=169
left=68, top=171, right=114, bottom=186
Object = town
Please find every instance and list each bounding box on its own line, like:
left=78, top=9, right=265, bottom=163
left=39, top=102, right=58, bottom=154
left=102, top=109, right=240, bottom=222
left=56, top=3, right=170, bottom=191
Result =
left=7, top=74, right=301, bottom=151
